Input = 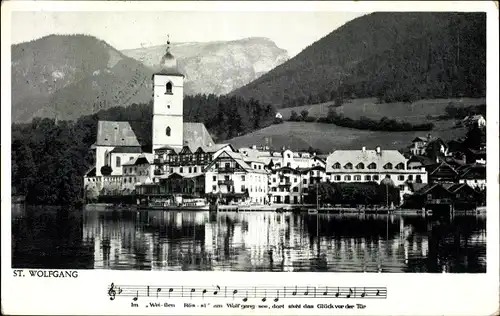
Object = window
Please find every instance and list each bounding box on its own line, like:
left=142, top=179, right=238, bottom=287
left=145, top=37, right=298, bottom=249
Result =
left=335, top=175, right=341, bottom=181
left=427, top=194, right=432, bottom=200
left=398, top=175, right=405, bottom=181
left=399, top=185, right=405, bottom=191
left=396, top=163, right=405, bottom=170
left=373, top=175, right=379, bottom=181
left=408, top=175, right=413, bottom=181
left=116, top=156, right=121, bottom=167
left=287, top=162, right=291, bottom=167
left=167, top=104, right=171, bottom=109
left=273, top=178, right=276, bottom=183
left=303, top=179, right=307, bottom=184
left=344, top=163, right=353, bottom=169
left=180, top=167, right=183, bottom=173
left=354, top=175, right=361, bottom=181
left=385, top=175, right=391, bottom=179
left=293, top=187, right=299, bottom=192
left=170, top=168, right=173, bottom=173
left=166, top=82, right=173, bottom=94
left=368, top=163, right=377, bottom=169
left=188, top=167, right=192, bottom=173
left=124, top=178, right=127, bottom=183
left=294, top=178, right=298, bottom=183
left=166, top=127, right=171, bottom=136
left=384, top=163, right=393, bottom=170
left=365, top=175, right=371, bottom=181
left=212, top=185, right=217, bottom=192
left=194, top=167, right=197, bottom=173
left=224, top=175, right=230, bottom=181
left=344, top=175, right=351, bottom=181
left=225, top=163, right=230, bottom=169
left=241, top=185, right=246, bottom=192
left=213, top=176, right=216, bottom=181
left=356, top=163, right=365, bottom=169
left=333, top=162, right=341, bottom=169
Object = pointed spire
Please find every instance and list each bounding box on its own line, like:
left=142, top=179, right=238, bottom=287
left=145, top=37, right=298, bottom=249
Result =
left=166, top=34, right=171, bottom=53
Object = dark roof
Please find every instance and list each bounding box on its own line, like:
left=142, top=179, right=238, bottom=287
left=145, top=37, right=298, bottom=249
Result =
left=109, top=146, right=143, bottom=154
left=426, top=161, right=458, bottom=175
left=412, top=137, right=429, bottom=142
left=84, top=167, right=96, bottom=177
left=406, top=182, right=427, bottom=192
left=274, top=166, right=301, bottom=174
left=459, top=163, right=486, bottom=179
left=153, top=71, right=184, bottom=77
left=408, top=155, right=435, bottom=166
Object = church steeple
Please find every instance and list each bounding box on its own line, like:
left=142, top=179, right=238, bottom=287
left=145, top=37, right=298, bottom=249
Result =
left=160, top=34, right=179, bottom=74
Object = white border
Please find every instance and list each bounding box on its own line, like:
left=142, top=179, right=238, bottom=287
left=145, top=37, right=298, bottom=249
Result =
left=2, top=2, right=499, bottom=315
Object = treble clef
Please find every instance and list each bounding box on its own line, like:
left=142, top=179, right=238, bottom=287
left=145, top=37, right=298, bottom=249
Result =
left=108, top=283, right=116, bottom=300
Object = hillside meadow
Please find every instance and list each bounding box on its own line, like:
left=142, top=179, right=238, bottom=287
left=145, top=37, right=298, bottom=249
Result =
left=228, top=98, right=486, bottom=153
left=277, top=97, right=486, bottom=123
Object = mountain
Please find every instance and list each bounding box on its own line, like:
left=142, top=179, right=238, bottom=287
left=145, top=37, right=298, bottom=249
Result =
left=230, top=12, right=486, bottom=108
left=122, top=37, right=289, bottom=96
left=12, top=34, right=154, bottom=122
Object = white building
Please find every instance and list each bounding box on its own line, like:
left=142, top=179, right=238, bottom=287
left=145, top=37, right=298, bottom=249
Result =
left=326, top=147, right=428, bottom=190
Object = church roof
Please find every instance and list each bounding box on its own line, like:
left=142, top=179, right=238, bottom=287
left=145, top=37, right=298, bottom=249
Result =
left=109, top=146, right=143, bottom=154
left=326, top=149, right=406, bottom=173
left=183, top=122, right=215, bottom=149
left=96, top=120, right=151, bottom=147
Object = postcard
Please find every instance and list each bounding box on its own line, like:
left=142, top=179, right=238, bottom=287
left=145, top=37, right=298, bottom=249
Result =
left=1, top=1, right=499, bottom=315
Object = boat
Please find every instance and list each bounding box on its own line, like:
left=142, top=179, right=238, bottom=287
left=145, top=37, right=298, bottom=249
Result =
left=308, top=209, right=318, bottom=215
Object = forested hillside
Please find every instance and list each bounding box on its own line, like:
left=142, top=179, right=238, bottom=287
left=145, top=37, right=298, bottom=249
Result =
left=231, top=12, right=486, bottom=108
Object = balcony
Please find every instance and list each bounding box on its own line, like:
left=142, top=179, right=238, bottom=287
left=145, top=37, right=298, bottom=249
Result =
left=278, top=181, right=291, bottom=186
left=154, top=169, right=164, bottom=176
left=217, top=167, right=237, bottom=173
left=217, top=180, right=234, bottom=186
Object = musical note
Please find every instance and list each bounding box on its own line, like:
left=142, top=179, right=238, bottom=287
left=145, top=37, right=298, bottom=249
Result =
left=262, top=290, right=267, bottom=302
left=347, top=288, right=354, bottom=298
left=232, top=289, right=238, bottom=299
left=335, top=287, right=340, bottom=298
left=213, top=285, right=220, bottom=295
left=323, top=286, right=328, bottom=296
left=169, top=288, right=173, bottom=298
left=156, top=288, right=161, bottom=299
left=361, top=287, right=366, bottom=298
left=147, top=286, right=150, bottom=297
left=190, top=288, right=195, bottom=299
left=292, top=286, right=297, bottom=296
left=304, top=286, right=309, bottom=296
left=202, top=289, right=207, bottom=299
left=108, top=283, right=116, bottom=301
left=274, top=290, right=279, bottom=302
left=242, top=291, right=248, bottom=302
left=376, top=289, right=380, bottom=296
left=133, top=291, right=138, bottom=301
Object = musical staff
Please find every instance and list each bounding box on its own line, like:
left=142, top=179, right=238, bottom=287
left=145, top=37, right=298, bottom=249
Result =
left=107, top=284, right=387, bottom=301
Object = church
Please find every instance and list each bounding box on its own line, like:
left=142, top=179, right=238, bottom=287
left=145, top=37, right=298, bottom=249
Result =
left=83, top=37, right=224, bottom=198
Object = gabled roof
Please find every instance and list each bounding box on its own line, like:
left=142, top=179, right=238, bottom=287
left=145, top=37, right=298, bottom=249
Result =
left=183, top=122, right=215, bottom=149
left=273, top=166, right=302, bottom=174
left=426, top=161, right=458, bottom=175
left=96, top=121, right=145, bottom=147
left=326, top=149, right=406, bottom=173
left=122, top=155, right=151, bottom=166
left=412, top=136, right=429, bottom=143
left=459, top=163, right=486, bottom=180
left=205, top=150, right=267, bottom=174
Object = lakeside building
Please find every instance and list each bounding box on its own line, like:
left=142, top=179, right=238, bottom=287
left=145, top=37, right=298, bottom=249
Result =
left=325, top=147, right=428, bottom=190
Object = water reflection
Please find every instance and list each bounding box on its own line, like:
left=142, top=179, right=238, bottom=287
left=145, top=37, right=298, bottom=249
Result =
left=12, top=206, right=486, bottom=273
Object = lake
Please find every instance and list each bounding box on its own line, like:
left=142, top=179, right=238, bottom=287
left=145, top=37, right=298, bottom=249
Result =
left=11, top=205, right=486, bottom=273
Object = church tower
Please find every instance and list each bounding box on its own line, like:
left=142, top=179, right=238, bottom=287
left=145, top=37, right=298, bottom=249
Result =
left=152, top=35, right=184, bottom=152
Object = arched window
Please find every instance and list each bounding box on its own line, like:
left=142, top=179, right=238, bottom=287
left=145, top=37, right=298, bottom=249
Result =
left=368, top=163, right=377, bottom=169
left=396, top=162, right=405, bottom=170
left=344, top=162, right=353, bottom=169
left=365, top=175, right=371, bottom=181
left=166, top=126, right=171, bottom=136
left=344, top=175, right=351, bottom=181
left=354, top=175, right=361, bottom=181
left=333, top=162, right=341, bottom=169
left=384, top=163, right=393, bottom=170
left=166, top=82, right=173, bottom=94
left=356, top=162, right=365, bottom=169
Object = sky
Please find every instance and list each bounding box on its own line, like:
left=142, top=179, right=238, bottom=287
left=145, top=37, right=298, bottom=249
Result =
left=11, top=11, right=368, bottom=57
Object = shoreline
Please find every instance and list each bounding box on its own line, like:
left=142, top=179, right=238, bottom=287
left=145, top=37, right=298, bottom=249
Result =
left=83, top=203, right=486, bottom=216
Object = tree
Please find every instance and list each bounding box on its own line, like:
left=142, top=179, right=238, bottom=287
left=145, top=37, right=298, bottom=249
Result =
left=290, top=111, right=299, bottom=121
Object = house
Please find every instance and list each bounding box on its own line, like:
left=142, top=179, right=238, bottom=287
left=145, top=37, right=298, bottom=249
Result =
left=409, top=136, right=431, bottom=155
left=275, top=112, right=283, bottom=119
left=121, top=155, right=154, bottom=192
left=425, top=161, right=459, bottom=184
left=204, top=150, right=269, bottom=205
left=465, top=148, right=486, bottom=164
left=462, top=115, right=486, bottom=128
left=424, top=138, right=450, bottom=158
left=457, top=162, right=486, bottom=190
left=326, top=147, right=428, bottom=190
